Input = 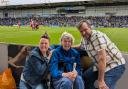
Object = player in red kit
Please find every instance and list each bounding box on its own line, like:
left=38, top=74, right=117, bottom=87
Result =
left=18, top=20, right=21, bottom=28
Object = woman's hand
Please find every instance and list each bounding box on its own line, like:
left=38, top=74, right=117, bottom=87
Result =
left=62, top=71, right=77, bottom=81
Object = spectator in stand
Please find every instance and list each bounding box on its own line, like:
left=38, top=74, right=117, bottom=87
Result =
left=19, top=32, right=52, bottom=89
left=50, top=32, right=84, bottom=89
left=76, top=20, right=126, bottom=89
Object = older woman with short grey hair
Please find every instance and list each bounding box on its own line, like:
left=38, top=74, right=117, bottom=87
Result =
left=50, top=32, right=84, bottom=89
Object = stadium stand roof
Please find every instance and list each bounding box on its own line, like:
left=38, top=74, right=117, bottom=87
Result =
left=0, top=0, right=128, bottom=10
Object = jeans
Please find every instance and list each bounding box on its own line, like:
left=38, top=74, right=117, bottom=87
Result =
left=83, top=64, right=125, bottom=89
left=53, top=75, right=84, bottom=89
left=19, top=80, right=44, bottom=89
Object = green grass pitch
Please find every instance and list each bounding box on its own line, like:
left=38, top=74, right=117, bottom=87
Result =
left=0, top=26, right=128, bottom=52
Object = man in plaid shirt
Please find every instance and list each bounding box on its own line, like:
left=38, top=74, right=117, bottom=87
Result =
left=76, top=20, right=125, bottom=89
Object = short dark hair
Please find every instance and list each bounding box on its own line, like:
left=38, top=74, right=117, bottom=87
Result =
left=41, top=32, right=50, bottom=41
left=76, top=20, right=92, bottom=30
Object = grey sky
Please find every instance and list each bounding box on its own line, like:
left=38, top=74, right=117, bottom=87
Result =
left=0, top=0, right=92, bottom=6
left=9, top=0, right=43, bottom=5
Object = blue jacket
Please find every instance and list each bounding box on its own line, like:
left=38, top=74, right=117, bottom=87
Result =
left=23, top=47, right=49, bottom=86
left=50, top=46, right=81, bottom=79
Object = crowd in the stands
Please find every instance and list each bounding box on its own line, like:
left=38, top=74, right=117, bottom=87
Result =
left=0, top=16, right=128, bottom=27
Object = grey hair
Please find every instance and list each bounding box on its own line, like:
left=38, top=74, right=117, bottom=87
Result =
left=60, top=32, right=75, bottom=44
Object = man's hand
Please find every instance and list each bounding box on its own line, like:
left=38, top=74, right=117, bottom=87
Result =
left=98, top=80, right=109, bottom=89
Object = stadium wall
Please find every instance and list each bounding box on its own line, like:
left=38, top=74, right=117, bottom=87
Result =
left=0, top=10, right=3, bottom=17
left=1, top=5, right=128, bottom=18
left=0, top=43, right=8, bottom=72
left=0, top=8, right=58, bottom=18
left=85, top=5, right=128, bottom=16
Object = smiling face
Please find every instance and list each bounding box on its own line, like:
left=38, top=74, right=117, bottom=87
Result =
left=39, top=38, right=50, bottom=54
left=61, top=37, right=72, bottom=51
left=79, top=22, right=92, bottom=39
